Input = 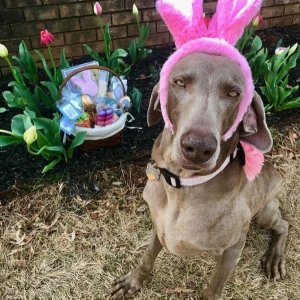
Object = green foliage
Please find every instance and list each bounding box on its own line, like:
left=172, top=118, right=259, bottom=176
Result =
left=130, top=87, right=142, bottom=112
left=12, top=41, right=38, bottom=83
left=0, top=110, right=86, bottom=173
left=261, top=43, right=300, bottom=112
left=244, top=36, right=268, bottom=84
left=237, top=24, right=300, bottom=112
left=0, top=40, right=85, bottom=173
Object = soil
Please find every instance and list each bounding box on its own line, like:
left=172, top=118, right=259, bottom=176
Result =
left=0, top=26, right=299, bottom=196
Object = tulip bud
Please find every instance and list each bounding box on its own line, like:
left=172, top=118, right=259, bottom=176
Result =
left=275, top=47, right=287, bottom=55
left=93, top=2, right=102, bottom=16
left=0, top=43, right=8, bottom=58
left=40, top=29, right=55, bottom=46
left=252, top=15, right=263, bottom=28
left=132, top=4, right=139, bottom=17
left=23, top=126, right=37, bottom=145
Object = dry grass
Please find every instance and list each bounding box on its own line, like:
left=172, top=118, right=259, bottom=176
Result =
left=0, top=122, right=299, bottom=300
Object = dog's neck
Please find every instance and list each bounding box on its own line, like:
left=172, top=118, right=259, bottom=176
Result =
left=151, top=129, right=240, bottom=178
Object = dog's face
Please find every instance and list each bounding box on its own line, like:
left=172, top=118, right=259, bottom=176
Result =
left=167, top=53, right=245, bottom=171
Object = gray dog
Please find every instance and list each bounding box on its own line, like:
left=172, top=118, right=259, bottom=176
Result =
left=110, top=53, right=288, bottom=300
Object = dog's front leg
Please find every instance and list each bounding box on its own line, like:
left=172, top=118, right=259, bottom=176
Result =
left=110, top=229, right=162, bottom=299
left=203, top=234, right=247, bottom=300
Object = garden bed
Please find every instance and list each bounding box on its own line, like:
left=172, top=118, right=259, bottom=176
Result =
left=0, top=25, right=299, bottom=299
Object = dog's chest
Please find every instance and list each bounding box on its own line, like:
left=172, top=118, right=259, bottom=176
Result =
left=143, top=180, right=250, bottom=256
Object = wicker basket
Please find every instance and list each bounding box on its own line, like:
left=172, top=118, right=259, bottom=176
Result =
left=58, top=65, right=128, bottom=150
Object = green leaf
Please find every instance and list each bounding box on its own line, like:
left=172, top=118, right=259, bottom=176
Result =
left=2, top=91, right=17, bottom=108
left=0, top=135, right=23, bottom=147
left=83, top=44, right=106, bottom=66
left=128, top=40, right=137, bottom=64
left=130, top=87, right=142, bottom=112
left=0, top=108, right=7, bottom=113
left=252, top=36, right=262, bottom=51
left=60, top=48, right=70, bottom=69
left=41, top=81, right=58, bottom=104
left=67, top=131, right=86, bottom=158
left=110, top=48, right=128, bottom=61
left=35, top=50, right=54, bottom=82
left=12, top=41, right=38, bottom=83
left=42, top=157, right=62, bottom=173
left=11, top=114, right=27, bottom=136
left=33, top=85, right=56, bottom=111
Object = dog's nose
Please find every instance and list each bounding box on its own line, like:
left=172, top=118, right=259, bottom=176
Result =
left=181, top=131, right=217, bottom=163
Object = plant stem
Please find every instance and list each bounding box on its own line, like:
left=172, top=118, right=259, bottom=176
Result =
left=47, top=45, right=57, bottom=83
left=4, top=56, right=21, bottom=83
left=99, top=17, right=110, bottom=63
left=0, top=129, right=19, bottom=137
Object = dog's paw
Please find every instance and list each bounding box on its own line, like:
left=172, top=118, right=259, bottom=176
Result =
left=110, top=272, right=143, bottom=299
left=261, top=252, right=286, bottom=281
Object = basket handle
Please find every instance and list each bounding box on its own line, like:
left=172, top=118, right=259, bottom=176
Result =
left=58, top=65, right=127, bottom=100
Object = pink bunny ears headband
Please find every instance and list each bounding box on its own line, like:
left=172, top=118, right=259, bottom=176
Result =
left=157, top=0, right=263, bottom=140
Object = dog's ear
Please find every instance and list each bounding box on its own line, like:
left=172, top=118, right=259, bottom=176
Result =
left=240, top=91, right=273, bottom=153
left=147, top=83, right=162, bottom=127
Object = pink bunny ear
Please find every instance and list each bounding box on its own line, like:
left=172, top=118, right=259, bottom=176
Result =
left=208, top=0, right=263, bottom=45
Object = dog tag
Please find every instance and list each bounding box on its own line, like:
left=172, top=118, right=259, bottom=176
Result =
left=146, top=163, right=160, bottom=181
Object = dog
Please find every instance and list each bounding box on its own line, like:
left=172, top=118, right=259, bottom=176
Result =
left=110, top=52, right=288, bottom=300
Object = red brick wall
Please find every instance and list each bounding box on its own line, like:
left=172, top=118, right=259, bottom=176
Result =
left=0, top=0, right=299, bottom=74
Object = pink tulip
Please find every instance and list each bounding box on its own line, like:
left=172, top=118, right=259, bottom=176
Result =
left=40, top=29, right=55, bottom=46
left=93, top=2, right=102, bottom=16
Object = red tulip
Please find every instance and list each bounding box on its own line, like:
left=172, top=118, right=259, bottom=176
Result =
left=40, top=29, right=55, bottom=46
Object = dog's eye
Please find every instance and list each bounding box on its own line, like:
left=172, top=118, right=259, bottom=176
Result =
left=228, top=90, right=240, bottom=97
left=174, top=79, right=185, bottom=88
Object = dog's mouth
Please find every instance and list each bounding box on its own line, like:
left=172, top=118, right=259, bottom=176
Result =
left=172, top=152, right=218, bottom=173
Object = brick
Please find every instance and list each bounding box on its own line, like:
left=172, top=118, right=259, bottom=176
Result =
left=5, top=0, right=42, bottom=8
left=293, top=14, right=300, bottom=24
left=204, top=1, right=217, bottom=14
left=82, top=41, right=105, bottom=54
left=113, top=37, right=133, bottom=49
left=80, top=14, right=111, bottom=30
left=127, top=22, right=156, bottom=36
left=101, top=0, right=124, bottom=12
left=2, top=38, right=31, bottom=52
left=285, top=4, right=300, bottom=15
left=43, top=0, right=76, bottom=4
left=0, top=10, right=24, bottom=24
left=275, top=0, right=297, bottom=4
left=47, top=18, right=80, bottom=33
left=125, top=0, right=154, bottom=9
left=97, top=25, right=128, bottom=40
left=144, top=32, right=169, bottom=47
left=24, top=6, right=59, bottom=21
left=262, top=0, right=274, bottom=6
left=156, top=20, right=168, bottom=33
left=54, top=44, right=84, bottom=59
left=143, top=9, right=161, bottom=22
left=112, top=11, right=141, bottom=25
left=258, top=18, right=271, bottom=29
left=59, top=3, right=92, bottom=18
left=10, top=22, right=45, bottom=37
left=261, top=6, right=285, bottom=18
left=0, top=24, right=11, bottom=39
left=64, top=29, right=97, bottom=45
left=31, top=33, right=64, bottom=48
left=270, top=15, right=293, bottom=26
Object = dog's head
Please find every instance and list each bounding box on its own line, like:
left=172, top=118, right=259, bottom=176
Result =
left=148, top=53, right=272, bottom=172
